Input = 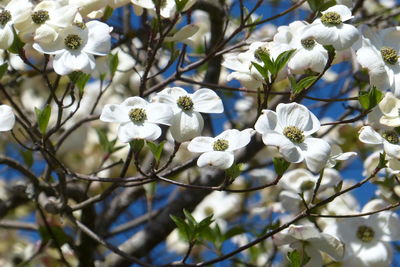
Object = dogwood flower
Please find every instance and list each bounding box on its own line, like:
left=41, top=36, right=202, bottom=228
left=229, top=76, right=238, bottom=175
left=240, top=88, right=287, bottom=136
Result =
left=100, top=96, right=173, bottom=142
left=325, top=211, right=400, bottom=267
left=0, top=104, right=15, bottom=131
left=0, top=0, right=33, bottom=49
left=273, top=225, right=344, bottom=267
left=378, top=92, right=400, bottom=127
left=131, top=0, right=196, bottom=19
left=354, top=26, right=400, bottom=95
left=255, top=103, right=331, bottom=172
left=187, top=129, right=252, bottom=169
left=359, top=126, right=400, bottom=159
left=302, top=5, right=359, bottom=50
left=33, top=20, right=112, bottom=75
left=326, top=144, right=357, bottom=168
left=17, top=1, right=78, bottom=43
left=274, top=20, right=328, bottom=74
left=154, top=87, right=223, bottom=143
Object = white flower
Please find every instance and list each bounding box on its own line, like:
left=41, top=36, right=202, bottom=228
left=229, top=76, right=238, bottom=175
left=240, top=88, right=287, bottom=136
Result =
left=188, top=129, right=252, bottom=169
left=273, top=225, right=344, bottom=267
left=100, top=96, right=173, bottom=142
left=255, top=103, right=331, bottom=172
left=274, top=20, right=328, bottom=74
left=154, top=87, right=223, bottom=143
left=33, top=20, right=112, bottom=75
left=131, top=0, right=196, bottom=18
left=164, top=24, right=199, bottom=47
left=359, top=126, right=400, bottom=159
left=222, top=41, right=291, bottom=90
left=302, top=5, right=359, bottom=50
left=326, top=144, right=357, bottom=168
left=17, top=1, right=78, bottom=43
left=378, top=92, right=400, bottom=127
left=325, top=211, right=400, bottom=266
left=0, top=0, right=33, bottom=49
left=354, top=26, right=400, bottom=96
left=0, top=104, right=15, bottom=131
left=69, top=0, right=107, bottom=17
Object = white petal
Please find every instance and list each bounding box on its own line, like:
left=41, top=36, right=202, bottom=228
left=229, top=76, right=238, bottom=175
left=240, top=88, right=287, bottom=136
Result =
left=334, top=151, right=357, bottom=161
left=373, top=212, right=400, bottom=241
left=170, top=111, right=204, bottom=143
left=83, top=20, right=112, bottom=56
left=187, top=137, right=214, bottom=153
left=165, top=24, right=199, bottom=42
left=303, top=23, right=338, bottom=47
left=53, top=51, right=95, bottom=75
left=192, top=88, right=223, bottom=113
left=215, top=129, right=251, bottom=152
left=358, top=126, right=383, bottom=144
left=304, top=246, right=323, bottom=267
left=334, top=24, right=360, bottom=50
left=48, top=5, right=78, bottom=28
left=32, top=35, right=64, bottom=54
left=311, top=233, right=344, bottom=261
left=342, top=241, right=392, bottom=267
left=146, top=102, right=173, bottom=125
left=381, top=26, right=400, bottom=50
left=287, top=225, right=320, bottom=240
left=383, top=140, right=400, bottom=159
left=197, top=151, right=234, bottom=169
left=0, top=105, right=15, bottom=131
left=262, top=131, right=304, bottom=163
left=0, top=25, right=14, bottom=50
left=300, top=137, right=331, bottom=173
left=288, top=47, right=328, bottom=74
left=323, top=5, right=353, bottom=22
left=100, top=103, right=130, bottom=123
left=254, top=110, right=280, bottom=134
left=118, top=122, right=161, bottom=142
left=121, top=96, right=148, bottom=108
left=276, top=103, right=320, bottom=135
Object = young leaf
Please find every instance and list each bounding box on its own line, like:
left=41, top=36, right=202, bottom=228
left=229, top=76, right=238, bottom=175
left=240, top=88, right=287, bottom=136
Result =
left=377, top=152, right=388, bottom=169
left=273, top=157, right=290, bottom=176
left=35, top=105, right=51, bottom=134
left=274, top=49, right=296, bottom=75
left=293, top=76, right=319, bottom=94
left=225, top=163, right=243, bottom=180
left=130, top=139, right=144, bottom=154
left=251, top=61, right=269, bottom=80
left=175, top=0, right=190, bottom=11
left=358, top=87, right=383, bottom=110
left=8, top=27, right=25, bottom=54
left=109, top=53, right=119, bottom=77
left=96, top=128, right=111, bottom=152
left=170, top=215, right=191, bottom=241
left=287, top=250, right=302, bottom=267
left=0, top=63, right=8, bottom=79
left=146, top=141, right=166, bottom=162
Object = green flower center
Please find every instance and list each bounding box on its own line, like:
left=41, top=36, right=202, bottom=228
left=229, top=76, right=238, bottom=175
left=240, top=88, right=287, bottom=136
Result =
left=301, top=38, right=316, bottom=49
left=64, top=34, right=82, bottom=50
left=213, top=139, right=229, bottom=151
left=31, top=10, right=49, bottom=24
left=254, top=47, right=269, bottom=62
left=356, top=225, right=375, bottom=243
left=380, top=46, right=398, bottom=65
left=300, top=180, right=315, bottom=191
left=382, top=131, right=399, bottom=144
left=0, top=10, right=11, bottom=26
left=283, top=126, right=305, bottom=143
left=204, top=206, right=214, bottom=216
left=320, top=12, right=342, bottom=26
left=177, top=96, right=194, bottom=111
left=129, top=108, right=147, bottom=123
left=74, top=21, right=86, bottom=29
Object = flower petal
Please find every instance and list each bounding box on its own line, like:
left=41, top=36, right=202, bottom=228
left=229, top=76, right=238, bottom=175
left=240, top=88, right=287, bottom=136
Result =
left=383, top=140, right=400, bottom=159
left=0, top=105, right=15, bottom=131
left=187, top=137, right=214, bottom=153
left=359, top=126, right=383, bottom=144
left=146, top=102, right=173, bottom=125
left=170, top=111, right=204, bottom=143
left=262, top=131, right=303, bottom=163
left=192, top=88, right=224, bottom=114
left=310, top=233, right=344, bottom=261
left=276, top=103, right=320, bottom=135
left=300, top=137, right=331, bottom=173
left=215, top=129, right=251, bottom=152
left=197, top=151, right=234, bottom=169
left=118, top=122, right=161, bottom=142
left=255, top=110, right=280, bottom=134
left=83, top=20, right=112, bottom=56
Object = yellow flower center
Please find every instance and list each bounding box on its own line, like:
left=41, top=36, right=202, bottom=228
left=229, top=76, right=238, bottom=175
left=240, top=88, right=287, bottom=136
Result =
left=382, top=131, right=399, bottom=144
left=356, top=225, right=375, bottom=243
left=283, top=126, right=305, bottom=143
left=31, top=10, right=49, bottom=24
left=380, top=46, right=398, bottom=65
left=129, top=108, right=147, bottom=123
left=177, top=96, right=194, bottom=111
left=300, top=180, right=315, bottom=191
left=64, top=34, right=82, bottom=50
left=213, top=139, right=229, bottom=151
left=301, top=38, right=316, bottom=49
left=0, top=10, right=11, bottom=26
left=321, top=12, right=342, bottom=26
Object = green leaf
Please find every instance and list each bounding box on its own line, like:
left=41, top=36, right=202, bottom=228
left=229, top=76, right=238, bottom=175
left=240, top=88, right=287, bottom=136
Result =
left=102, top=5, right=114, bottom=21
left=307, top=0, right=336, bottom=12
left=8, top=26, right=25, bottom=54
left=225, top=163, right=243, bottom=180
left=251, top=61, right=269, bottom=80
left=274, top=49, right=296, bottom=74
left=293, top=76, right=319, bottom=94
left=35, top=105, right=51, bottom=134
left=175, top=0, right=190, bottom=11
left=358, top=87, right=383, bottom=110
left=20, top=149, right=34, bottom=168
left=273, top=157, right=290, bottom=176
left=109, top=53, right=119, bottom=77
left=69, top=72, right=91, bottom=95
left=38, top=226, right=69, bottom=246
left=378, top=152, right=388, bottom=169
left=146, top=141, right=166, bottom=162
left=0, top=63, right=8, bottom=79
left=96, top=128, right=111, bottom=152
left=287, top=250, right=302, bottom=267
left=170, top=215, right=191, bottom=241
left=130, top=139, right=145, bottom=154
left=183, top=209, right=197, bottom=229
